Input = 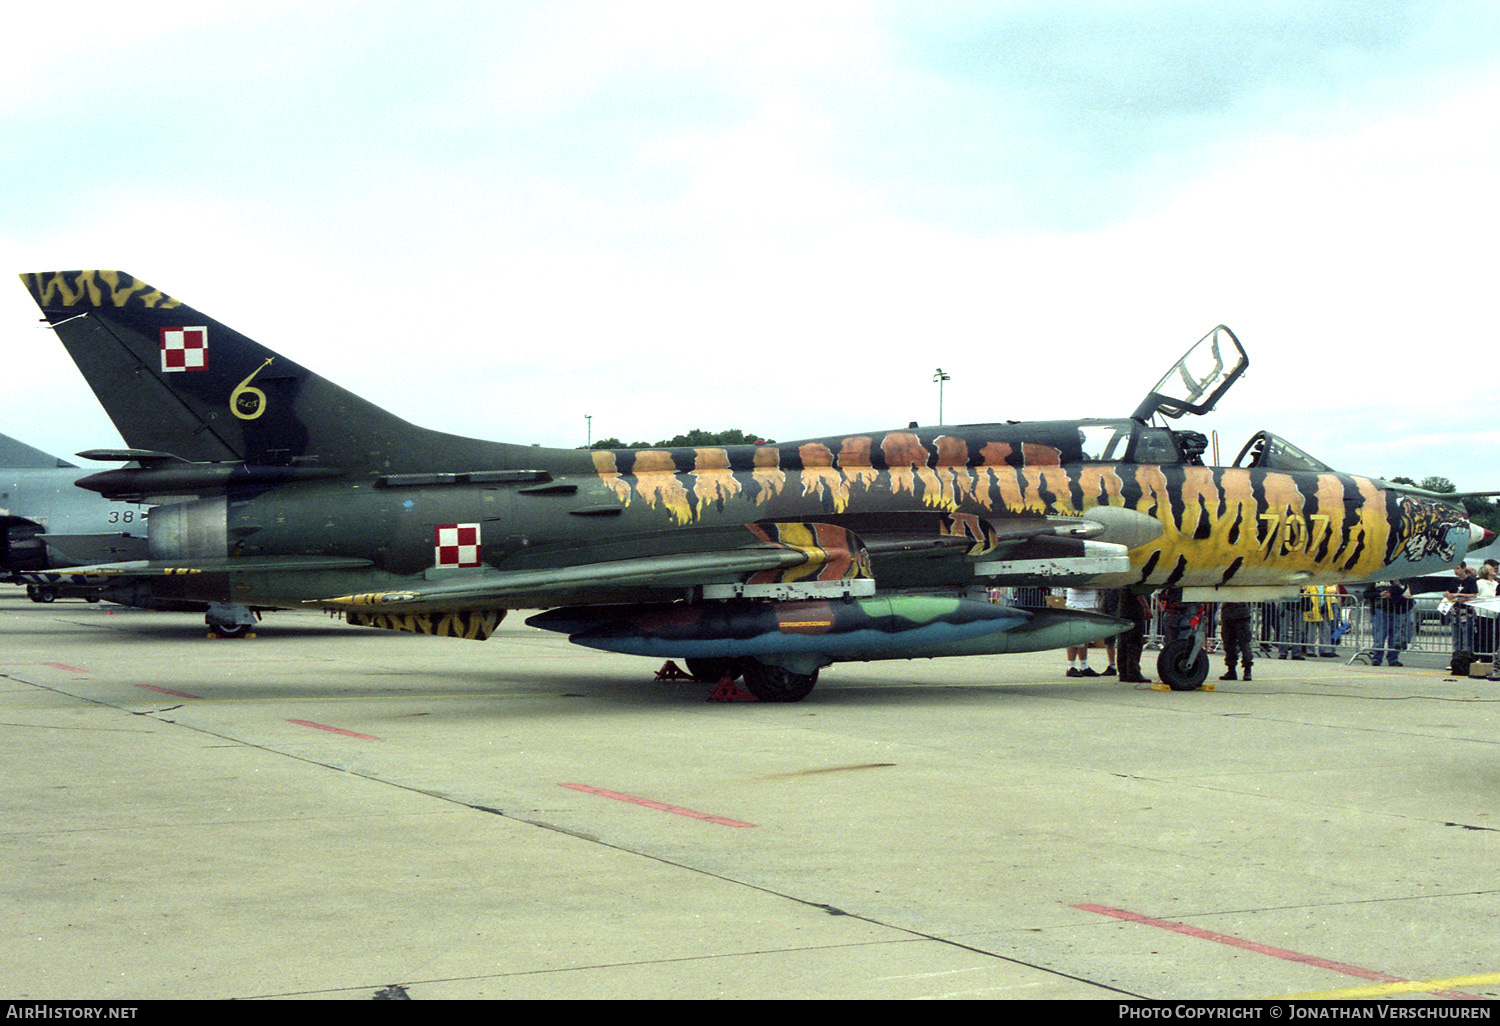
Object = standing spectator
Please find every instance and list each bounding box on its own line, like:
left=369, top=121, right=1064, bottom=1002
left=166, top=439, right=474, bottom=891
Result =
left=1474, top=563, right=1498, bottom=664
left=1256, top=600, right=1278, bottom=657
left=1365, top=580, right=1411, bottom=667
left=1219, top=602, right=1253, bottom=681
left=1330, top=585, right=1352, bottom=648
left=1064, top=587, right=1101, bottom=677
left=1444, top=563, right=1479, bottom=658
left=1275, top=595, right=1305, bottom=660
left=1485, top=563, right=1500, bottom=682
left=1302, top=585, right=1339, bottom=657
left=1096, top=590, right=1131, bottom=678
left=1114, top=590, right=1153, bottom=683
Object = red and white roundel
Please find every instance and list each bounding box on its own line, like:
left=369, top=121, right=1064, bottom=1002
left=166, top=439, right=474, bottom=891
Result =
left=434, top=523, right=482, bottom=568
left=160, top=326, right=209, bottom=372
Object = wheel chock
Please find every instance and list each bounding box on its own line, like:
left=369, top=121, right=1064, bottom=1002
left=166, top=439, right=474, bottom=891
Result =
left=654, top=660, right=695, bottom=681
left=708, top=678, right=760, bottom=702
left=1150, top=682, right=1215, bottom=692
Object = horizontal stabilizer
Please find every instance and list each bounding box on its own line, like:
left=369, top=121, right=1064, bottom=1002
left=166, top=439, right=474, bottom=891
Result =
left=74, top=461, right=346, bottom=501
left=77, top=448, right=188, bottom=464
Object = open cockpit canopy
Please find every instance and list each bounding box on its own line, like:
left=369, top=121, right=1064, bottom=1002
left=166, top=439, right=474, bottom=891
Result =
left=1116, top=325, right=1332, bottom=470
left=1131, top=325, right=1248, bottom=423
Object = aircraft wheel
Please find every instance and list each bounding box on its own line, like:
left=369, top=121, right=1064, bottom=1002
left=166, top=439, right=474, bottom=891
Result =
left=207, top=622, right=248, bottom=639
left=741, top=662, right=819, bottom=702
left=684, top=658, right=742, bottom=684
left=28, top=585, right=56, bottom=603
left=1157, top=637, right=1209, bottom=691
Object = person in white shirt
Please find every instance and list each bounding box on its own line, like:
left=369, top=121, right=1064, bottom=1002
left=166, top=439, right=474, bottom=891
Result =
left=1064, top=587, right=1114, bottom=677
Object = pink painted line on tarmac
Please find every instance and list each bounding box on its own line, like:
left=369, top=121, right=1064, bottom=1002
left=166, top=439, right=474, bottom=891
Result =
left=286, top=719, right=381, bottom=741
left=1074, top=904, right=1479, bottom=999
left=43, top=663, right=86, bottom=673
left=561, top=782, right=755, bottom=828
left=136, top=684, right=201, bottom=699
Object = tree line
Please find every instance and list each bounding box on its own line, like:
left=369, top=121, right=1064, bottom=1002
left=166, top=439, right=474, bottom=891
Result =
left=586, top=428, right=773, bottom=450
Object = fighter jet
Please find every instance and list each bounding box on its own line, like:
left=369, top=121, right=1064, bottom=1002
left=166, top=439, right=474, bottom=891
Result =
left=0, top=430, right=262, bottom=633
left=0, top=431, right=150, bottom=601
left=18, top=270, right=1489, bottom=697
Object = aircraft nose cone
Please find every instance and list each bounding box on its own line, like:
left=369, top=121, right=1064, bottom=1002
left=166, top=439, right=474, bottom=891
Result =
left=1475, top=523, right=1496, bottom=548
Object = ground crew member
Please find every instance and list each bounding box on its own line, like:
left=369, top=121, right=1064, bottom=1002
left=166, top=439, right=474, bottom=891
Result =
left=1220, top=602, right=1253, bottom=681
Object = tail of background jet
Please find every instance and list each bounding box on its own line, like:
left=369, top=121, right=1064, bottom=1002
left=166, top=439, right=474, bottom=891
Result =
left=20, top=271, right=528, bottom=475
left=0, top=433, right=75, bottom=469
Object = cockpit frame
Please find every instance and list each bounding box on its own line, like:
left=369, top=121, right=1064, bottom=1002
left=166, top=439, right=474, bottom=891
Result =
left=1130, top=325, right=1248, bottom=423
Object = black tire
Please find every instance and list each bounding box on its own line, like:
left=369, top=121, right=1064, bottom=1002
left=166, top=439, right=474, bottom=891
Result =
left=684, top=658, right=742, bottom=683
left=1157, top=637, right=1209, bottom=691
left=207, top=622, right=248, bottom=638
left=31, top=587, right=56, bottom=604
left=741, top=662, right=819, bottom=702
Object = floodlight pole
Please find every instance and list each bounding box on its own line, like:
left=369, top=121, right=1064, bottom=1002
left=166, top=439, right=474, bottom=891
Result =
left=932, top=368, right=950, bottom=425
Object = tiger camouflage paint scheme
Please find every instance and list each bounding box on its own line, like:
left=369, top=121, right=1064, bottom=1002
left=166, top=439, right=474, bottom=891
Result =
left=590, top=432, right=1470, bottom=592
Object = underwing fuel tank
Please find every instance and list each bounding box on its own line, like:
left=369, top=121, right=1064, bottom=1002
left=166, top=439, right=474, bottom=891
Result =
left=526, top=596, right=1128, bottom=663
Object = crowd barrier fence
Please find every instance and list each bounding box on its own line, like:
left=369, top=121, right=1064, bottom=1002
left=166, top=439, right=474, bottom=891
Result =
left=998, top=589, right=1495, bottom=668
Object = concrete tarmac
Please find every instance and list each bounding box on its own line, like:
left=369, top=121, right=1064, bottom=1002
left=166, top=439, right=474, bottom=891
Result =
left=3, top=590, right=1499, bottom=1001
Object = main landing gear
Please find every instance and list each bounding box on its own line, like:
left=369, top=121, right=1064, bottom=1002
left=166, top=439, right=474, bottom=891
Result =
left=671, top=657, right=822, bottom=702
left=206, top=602, right=259, bottom=639
left=1157, top=602, right=1211, bottom=691
left=740, top=662, right=819, bottom=702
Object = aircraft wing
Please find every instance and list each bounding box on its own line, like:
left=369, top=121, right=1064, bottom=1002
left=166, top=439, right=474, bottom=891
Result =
left=41, top=509, right=1158, bottom=612
left=42, top=529, right=820, bottom=612
left=311, top=509, right=1163, bottom=613
left=311, top=546, right=810, bottom=612
left=39, top=555, right=376, bottom=576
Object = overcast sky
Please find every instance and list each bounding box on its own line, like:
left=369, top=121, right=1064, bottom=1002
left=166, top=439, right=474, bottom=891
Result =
left=4, top=1, right=1498, bottom=488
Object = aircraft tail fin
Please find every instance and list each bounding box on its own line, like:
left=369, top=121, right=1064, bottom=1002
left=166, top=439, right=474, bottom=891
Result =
left=19, top=271, right=511, bottom=473
left=0, top=433, right=75, bottom=469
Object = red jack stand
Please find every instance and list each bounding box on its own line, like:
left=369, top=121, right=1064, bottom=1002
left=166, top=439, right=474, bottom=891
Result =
left=654, top=660, right=695, bottom=681
left=708, top=677, right=759, bottom=702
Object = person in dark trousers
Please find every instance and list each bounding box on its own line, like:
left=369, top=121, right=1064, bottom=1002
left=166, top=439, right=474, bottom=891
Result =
left=1365, top=580, right=1411, bottom=667
left=1444, top=563, right=1479, bottom=661
left=1111, top=590, right=1153, bottom=683
left=1219, top=602, right=1253, bottom=680
left=1274, top=597, right=1305, bottom=660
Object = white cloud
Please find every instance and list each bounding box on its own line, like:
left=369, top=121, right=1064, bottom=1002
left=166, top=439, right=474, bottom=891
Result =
left=3, top=3, right=1499, bottom=490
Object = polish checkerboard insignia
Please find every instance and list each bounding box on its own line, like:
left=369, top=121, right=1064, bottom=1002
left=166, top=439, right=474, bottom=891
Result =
left=434, top=523, right=482, bottom=568
left=160, top=326, right=209, bottom=372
